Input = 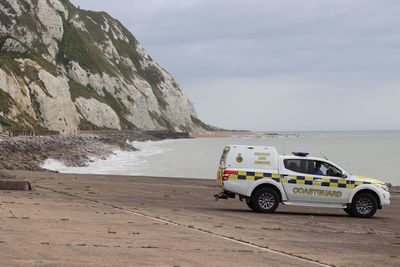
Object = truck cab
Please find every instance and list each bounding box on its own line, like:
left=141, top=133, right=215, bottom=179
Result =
left=216, top=145, right=390, bottom=218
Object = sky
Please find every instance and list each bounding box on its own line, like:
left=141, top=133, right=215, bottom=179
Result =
left=71, top=0, right=400, bottom=131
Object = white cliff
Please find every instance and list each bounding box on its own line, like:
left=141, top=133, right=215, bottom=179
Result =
left=0, top=0, right=208, bottom=133
left=75, top=97, right=121, bottom=130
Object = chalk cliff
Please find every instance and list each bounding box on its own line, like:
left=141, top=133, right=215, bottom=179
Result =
left=0, top=0, right=206, bottom=133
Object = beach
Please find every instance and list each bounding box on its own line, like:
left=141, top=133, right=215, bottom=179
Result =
left=1, top=171, right=399, bottom=266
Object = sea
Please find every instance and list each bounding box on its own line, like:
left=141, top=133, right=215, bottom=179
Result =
left=42, top=131, right=400, bottom=186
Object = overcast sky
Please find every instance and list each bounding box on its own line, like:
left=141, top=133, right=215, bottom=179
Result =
left=71, top=0, right=400, bottom=131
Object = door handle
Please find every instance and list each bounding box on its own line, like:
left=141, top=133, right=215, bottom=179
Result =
left=314, top=178, right=323, bottom=182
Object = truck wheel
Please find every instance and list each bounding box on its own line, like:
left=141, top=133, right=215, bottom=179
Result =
left=245, top=198, right=256, bottom=211
left=343, top=207, right=354, bottom=216
left=350, top=193, right=378, bottom=218
left=251, top=187, right=279, bottom=213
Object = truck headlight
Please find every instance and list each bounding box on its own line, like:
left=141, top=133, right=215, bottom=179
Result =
left=379, top=184, right=389, bottom=192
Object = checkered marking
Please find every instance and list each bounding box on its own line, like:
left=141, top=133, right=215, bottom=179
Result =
left=282, top=176, right=371, bottom=189
left=227, top=172, right=372, bottom=189
left=228, top=171, right=281, bottom=183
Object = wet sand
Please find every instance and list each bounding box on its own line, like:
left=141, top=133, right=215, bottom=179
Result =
left=1, top=171, right=399, bottom=266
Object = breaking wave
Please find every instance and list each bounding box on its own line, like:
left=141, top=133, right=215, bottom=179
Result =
left=41, top=139, right=175, bottom=175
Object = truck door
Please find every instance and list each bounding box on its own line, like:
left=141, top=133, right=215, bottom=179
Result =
left=280, top=158, right=350, bottom=204
left=309, top=160, right=351, bottom=204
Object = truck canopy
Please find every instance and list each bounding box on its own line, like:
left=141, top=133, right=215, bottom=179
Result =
left=224, top=145, right=279, bottom=171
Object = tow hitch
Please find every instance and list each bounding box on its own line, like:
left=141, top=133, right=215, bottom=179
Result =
left=214, top=191, right=235, bottom=201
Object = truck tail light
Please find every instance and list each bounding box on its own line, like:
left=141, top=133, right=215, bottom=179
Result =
left=222, top=170, right=236, bottom=181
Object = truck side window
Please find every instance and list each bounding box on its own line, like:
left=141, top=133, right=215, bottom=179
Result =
left=314, top=160, right=342, bottom=177
left=284, top=159, right=314, bottom=174
left=284, top=159, right=343, bottom=177
left=220, top=147, right=230, bottom=167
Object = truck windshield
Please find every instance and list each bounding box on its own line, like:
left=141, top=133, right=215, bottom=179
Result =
left=219, top=147, right=230, bottom=168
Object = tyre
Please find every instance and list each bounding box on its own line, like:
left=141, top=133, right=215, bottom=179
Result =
left=250, top=187, right=279, bottom=213
left=343, top=207, right=354, bottom=216
left=245, top=197, right=256, bottom=211
left=350, top=193, right=378, bottom=218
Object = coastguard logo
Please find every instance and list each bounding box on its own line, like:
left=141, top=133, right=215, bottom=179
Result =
left=236, top=153, right=243, bottom=163
left=293, top=187, right=342, bottom=198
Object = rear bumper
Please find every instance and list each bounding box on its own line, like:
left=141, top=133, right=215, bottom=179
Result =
left=214, top=191, right=235, bottom=201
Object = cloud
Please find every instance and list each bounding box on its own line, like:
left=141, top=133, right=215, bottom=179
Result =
left=71, top=0, right=400, bottom=130
left=186, top=76, right=400, bottom=131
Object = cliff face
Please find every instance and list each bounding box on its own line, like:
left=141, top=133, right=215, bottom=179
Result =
left=0, top=0, right=205, bottom=133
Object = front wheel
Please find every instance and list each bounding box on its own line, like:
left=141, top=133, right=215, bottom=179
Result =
left=245, top=197, right=256, bottom=211
left=250, top=187, right=279, bottom=213
left=343, top=207, right=354, bottom=216
left=350, top=193, right=378, bottom=218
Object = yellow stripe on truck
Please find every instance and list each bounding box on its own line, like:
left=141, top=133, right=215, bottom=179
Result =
left=225, top=171, right=378, bottom=189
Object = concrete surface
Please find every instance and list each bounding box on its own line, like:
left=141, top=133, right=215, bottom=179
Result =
left=1, top=171, right=399, bottom=266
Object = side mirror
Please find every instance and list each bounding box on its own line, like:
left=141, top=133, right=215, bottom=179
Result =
left=342, top=173, right=348, bottom=179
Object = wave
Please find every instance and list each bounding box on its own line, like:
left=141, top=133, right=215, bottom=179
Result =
left=41, top=139, right=175, bottom=175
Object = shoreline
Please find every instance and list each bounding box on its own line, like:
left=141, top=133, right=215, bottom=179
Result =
left=1, top=171, right=399, bottom=266
left=0, top=131, right=190, bottom=171
left=190, top=130, right=257, bottom=138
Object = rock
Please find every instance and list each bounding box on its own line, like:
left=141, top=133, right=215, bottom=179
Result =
left=1, top=38, right=26, bottom=53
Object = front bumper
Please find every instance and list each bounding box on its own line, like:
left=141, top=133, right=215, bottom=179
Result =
left=381, top=190, right=390, bottom=206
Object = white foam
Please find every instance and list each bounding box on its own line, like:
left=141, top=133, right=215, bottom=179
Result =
left=41, top=139, right=175, bottom=175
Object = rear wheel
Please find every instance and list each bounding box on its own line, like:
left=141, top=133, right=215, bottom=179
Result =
left=250, top=187, right=279, bottom=213
left=245, top=197, right=256, bottom=211
left=350, top=193, right=378, bottom=218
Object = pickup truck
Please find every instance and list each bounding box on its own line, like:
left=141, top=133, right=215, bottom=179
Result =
left=214, top=145, right=390, bottom=218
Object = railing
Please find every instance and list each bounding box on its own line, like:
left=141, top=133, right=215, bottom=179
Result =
left=77, top=129, right=142, bottom=135
left=5, top=130, right=60, bottom=137
left=0, top=132, right=8, bottom=140
left=78, top=129, right=190, bottom=139
left=1, top=129, right=189, bottom=139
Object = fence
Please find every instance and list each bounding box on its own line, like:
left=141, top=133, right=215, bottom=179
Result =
left=78, top=129, right=190, bottom=139
left=0, top=131, right=8, bottom=140
left=3, top=129, right=189, bottom=139
left=6, top=130, right=60, bottom=137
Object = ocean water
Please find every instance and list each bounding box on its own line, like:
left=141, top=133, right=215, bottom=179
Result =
left=42, top=131, right=400, bottom=186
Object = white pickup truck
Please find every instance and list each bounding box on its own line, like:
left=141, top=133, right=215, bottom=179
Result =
left=215, top=145, right=390, bottom=218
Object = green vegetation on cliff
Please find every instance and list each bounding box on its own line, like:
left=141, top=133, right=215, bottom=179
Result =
left=0, top=90, right=12, bottom=114
left=191, top=116, right=219, bottom=131
left=68, top=81, right=136, bottom=130
left=58, top=22, right=114, bottom=74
